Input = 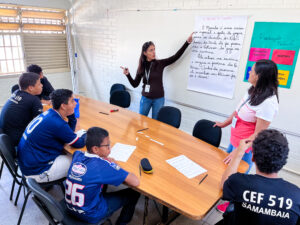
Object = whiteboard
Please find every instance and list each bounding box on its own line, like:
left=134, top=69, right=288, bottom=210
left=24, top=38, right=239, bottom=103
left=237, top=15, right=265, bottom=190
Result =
left=116, top=10, right=300, bottom=136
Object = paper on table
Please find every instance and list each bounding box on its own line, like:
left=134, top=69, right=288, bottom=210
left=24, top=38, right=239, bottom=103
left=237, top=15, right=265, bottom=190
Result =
left=166, top=155, right=207, bottom=179
left=109, top=143, right=136, bottom=162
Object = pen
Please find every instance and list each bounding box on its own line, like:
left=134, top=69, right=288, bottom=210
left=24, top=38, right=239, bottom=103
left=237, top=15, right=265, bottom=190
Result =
left=136, top=128, right=149, bottom=132
left=199, top=174, right=208, bottom=185
left=99, top=112, right=109, bottom=115
left=139, top=165, right=141, bottom=176
left=110, top=109, right=119, bottom=112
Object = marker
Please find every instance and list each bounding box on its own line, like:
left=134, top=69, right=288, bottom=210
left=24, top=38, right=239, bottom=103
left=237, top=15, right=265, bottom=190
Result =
left=99, top=112, right=109, bottom=115
left=199, top=174, right=208, bottom=185
left=110, top=109, right=119, bottom=112
left=136, top=128, right=149, bottom=132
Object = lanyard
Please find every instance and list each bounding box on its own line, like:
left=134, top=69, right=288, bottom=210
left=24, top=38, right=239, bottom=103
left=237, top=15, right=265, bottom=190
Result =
left=145, top=62, right=152, bottom=84
left=237, top=96, right=251, bottom=113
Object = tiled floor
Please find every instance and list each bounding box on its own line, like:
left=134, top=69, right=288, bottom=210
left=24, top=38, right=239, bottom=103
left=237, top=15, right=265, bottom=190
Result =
left=0, top=158, right=223, bottom=225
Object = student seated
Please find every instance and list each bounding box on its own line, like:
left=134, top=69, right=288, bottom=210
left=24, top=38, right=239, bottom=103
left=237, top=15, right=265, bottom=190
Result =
left=217, top=129, right=300, bottom=225
left=27, top=64, right=54, bottom=103
left=0, top=72, right=43, bottom=147
left=65, top=127, right=140, bottom=225
left=18, top=89, right=86, bottom=182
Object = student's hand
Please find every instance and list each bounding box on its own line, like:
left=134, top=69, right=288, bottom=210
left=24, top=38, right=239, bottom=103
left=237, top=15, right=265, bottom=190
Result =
left=187, top=32, right=194, bottom=44
left=213, top=121, right=227, bottom=128
left=120, top=66, right=129, bottom=76
left=237, top=139, right=252, bottom=153
left=223, top=151, right=236, bottom=165
left=107, top=157, right=117, bottom=164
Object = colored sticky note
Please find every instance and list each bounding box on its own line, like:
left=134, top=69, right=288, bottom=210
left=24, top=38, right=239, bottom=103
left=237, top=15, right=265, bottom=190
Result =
left=278, top=70, right=289, bottom=86
left=272, top=49, right=295, bottom=65
left=249, top=48, right=271, bottom=62
left=246, top=66, right=251, bottom=80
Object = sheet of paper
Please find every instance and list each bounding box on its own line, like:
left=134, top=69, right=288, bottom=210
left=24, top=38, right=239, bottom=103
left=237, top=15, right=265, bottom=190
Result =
left=166, top=155, right=207, bottom=179
left=109, top=143, right=136, bottom=162
left=187, top=16, right=247, bottom=98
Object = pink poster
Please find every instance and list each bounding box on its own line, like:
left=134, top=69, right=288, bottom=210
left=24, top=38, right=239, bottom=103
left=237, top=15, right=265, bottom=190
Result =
left=248, top=48, right=271, bottom=61
left=272, top=49, right=295, bottom=65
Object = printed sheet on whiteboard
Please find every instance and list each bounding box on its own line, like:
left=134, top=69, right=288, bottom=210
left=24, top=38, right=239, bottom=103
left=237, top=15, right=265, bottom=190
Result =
left=187, top=16, right=247, bottom=99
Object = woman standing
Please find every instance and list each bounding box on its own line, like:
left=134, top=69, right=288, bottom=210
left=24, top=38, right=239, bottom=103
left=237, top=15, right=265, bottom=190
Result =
left=214, top=59, right=279, bottom=212
left=121, top=33, right=193, bottom=119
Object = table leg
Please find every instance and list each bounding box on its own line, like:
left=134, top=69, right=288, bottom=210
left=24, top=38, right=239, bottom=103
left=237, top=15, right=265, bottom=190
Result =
left=156, top=206, right=180, bottom=225
left=143, top=197, right=149, bottom=225
left=162, top=206, right=168, bottom=223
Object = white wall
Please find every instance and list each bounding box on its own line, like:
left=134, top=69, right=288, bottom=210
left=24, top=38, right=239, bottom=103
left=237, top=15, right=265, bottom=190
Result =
left=0, top=0, right=71, bottom=9
left=69, top=0, right=300, bottom=186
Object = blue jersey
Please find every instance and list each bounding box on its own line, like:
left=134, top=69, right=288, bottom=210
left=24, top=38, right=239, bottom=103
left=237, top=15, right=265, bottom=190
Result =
left=17, top=108, right=86, bottom=176
left=65, top=151, right=129, bottom=223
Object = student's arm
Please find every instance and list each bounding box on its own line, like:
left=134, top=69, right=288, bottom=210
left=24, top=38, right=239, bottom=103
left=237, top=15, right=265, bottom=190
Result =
left=67, top=113, right=77, bottom=131
left=124, top=172, right=140, bottom=187
left=220, top=139, right=252, bottom=189
left=32, top=97, right=43, bottom=117
left=70, top=133, right=86, bottom=148
left=247, top=118, right=270, bottom=141
left=214, top=111, right=235, bottom=128
left=57, top=122, right=86, bottom=148
left=100, top=162, right=139, bottom=187
left=41, top=77, right=54, bottom=100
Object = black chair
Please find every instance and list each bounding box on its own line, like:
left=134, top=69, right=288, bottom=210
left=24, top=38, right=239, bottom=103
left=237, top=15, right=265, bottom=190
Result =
left=0, top=133, right=20, bottom=203
left=26, top=178, right=110, bottom=225
left=110, top=83, right=125, bottom=96
left=192, top=119, right=222, bottom=147
left=0, top=134, right=65, bottom=225
left=11, top=84, right=19, bottom=93
left=157, top=106, right=181, bottom=128
left=109, top=90, right=131, bottom=108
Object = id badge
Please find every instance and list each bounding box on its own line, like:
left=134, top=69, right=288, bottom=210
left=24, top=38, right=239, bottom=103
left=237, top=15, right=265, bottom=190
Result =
left=145, top=84, right=150, bottom=93
left=231, top=116, right=237, bottom=128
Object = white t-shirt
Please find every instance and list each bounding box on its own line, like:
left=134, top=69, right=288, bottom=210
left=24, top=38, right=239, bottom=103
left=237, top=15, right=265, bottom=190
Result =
left=236, top=93, right=279, bottom=123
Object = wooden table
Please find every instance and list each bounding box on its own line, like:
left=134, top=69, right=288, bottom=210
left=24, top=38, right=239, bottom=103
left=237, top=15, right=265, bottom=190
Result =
left=64, top=96, right=248, bottom=222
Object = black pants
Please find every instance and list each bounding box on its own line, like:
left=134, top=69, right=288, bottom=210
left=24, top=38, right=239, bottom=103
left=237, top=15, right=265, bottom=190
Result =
left=103, top=188, right=140, bottom=225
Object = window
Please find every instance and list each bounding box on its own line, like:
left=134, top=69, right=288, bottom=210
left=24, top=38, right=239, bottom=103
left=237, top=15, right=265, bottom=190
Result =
left=0, top=34, right=24, bottom=73
left=0, top=4, right=68, bottom=75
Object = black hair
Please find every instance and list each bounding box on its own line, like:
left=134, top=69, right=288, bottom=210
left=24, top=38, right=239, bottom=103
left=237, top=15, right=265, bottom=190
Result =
left=252, top=129, right=289, bottom=174
left=19, top=72, right=40, bottom=91
left=137, top=41, right=155, bottom=75
left=27, top=64, right=42, bottom=75
left=86, top=127, right=109, bottom=153
left=248, top=59, right=279, bottom=106
left=50, top=89, right=73, bottom=110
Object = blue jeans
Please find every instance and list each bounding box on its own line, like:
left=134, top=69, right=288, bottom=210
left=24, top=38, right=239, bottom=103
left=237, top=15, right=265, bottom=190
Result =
left=139, top=96, right=165, bottom=119
left=226, top=143, right=253, bottom=174
left=103, top=188, right=140, bottom=225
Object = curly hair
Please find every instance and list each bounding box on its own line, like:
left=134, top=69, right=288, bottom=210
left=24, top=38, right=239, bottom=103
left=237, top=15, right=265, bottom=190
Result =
left=252, top=129, right=289, bottom=174
left=27, top=64, right=42, bottom=75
